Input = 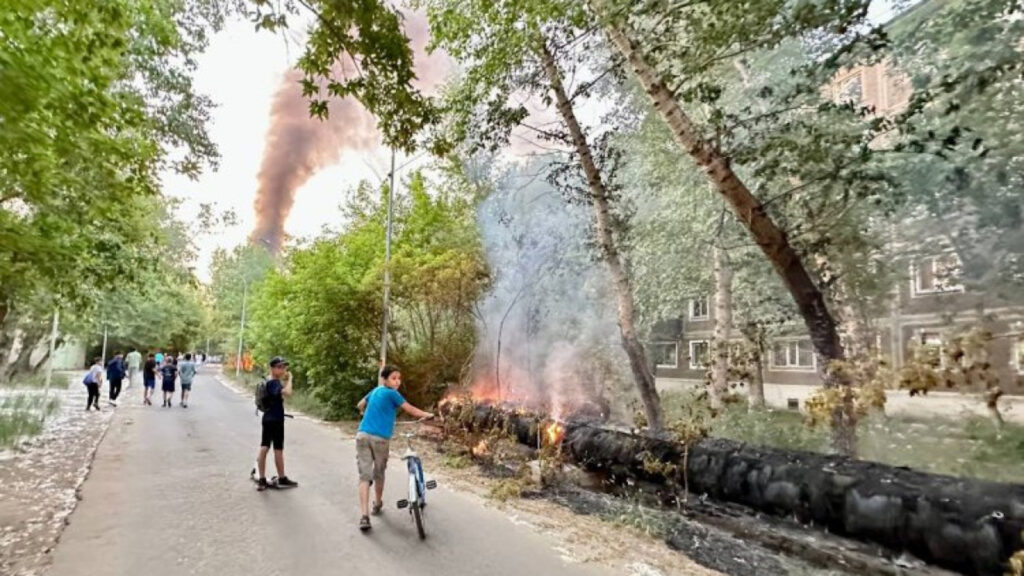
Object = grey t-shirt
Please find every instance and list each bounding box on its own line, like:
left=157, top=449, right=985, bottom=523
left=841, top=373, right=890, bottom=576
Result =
left=178, top=361, right=197, bottom=384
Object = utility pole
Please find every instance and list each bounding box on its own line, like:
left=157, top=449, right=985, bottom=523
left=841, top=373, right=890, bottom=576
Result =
left=101, top=324, right=108, bottom=366
left=379, top=149, right=396, bottom=371
left=41, top=308, right=59, bottom=418
left=236, top=279, right=248, bottom=378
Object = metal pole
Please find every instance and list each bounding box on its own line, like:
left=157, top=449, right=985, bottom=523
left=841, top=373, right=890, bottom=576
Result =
left=236, top=280, right=248, bottom=378
left=379, top=149, right=396, bottom=370
left=41, top=309, right=59, bottom=418
left=101, top=324, right=108, bottom=366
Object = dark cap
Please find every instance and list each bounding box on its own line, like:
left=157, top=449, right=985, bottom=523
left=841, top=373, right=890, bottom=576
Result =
left=269, top=356, right=289, bottom=368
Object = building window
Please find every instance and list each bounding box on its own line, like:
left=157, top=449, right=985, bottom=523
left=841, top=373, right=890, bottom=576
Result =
left=912, top=253, right=964, bottom=296
left=918, top=331, right=944, bottom=368
left=770, top=339, right=815, bottom=370
left=689, top=297, right=709, bottom=320
left=688, top=340, right=710, bottom=370
left=651, top=342, right=678, bottom=369
left=837, top=73, right=863, bottom=104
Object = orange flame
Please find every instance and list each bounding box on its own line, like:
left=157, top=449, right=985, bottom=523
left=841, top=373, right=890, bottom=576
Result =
left=544, top=421, right=565, bottom=446
left=472, top=439, right=490, bottom=457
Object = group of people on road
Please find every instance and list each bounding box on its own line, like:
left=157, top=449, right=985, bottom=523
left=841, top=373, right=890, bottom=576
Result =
left=251, top=356, right=435, bottom=533
left=83, top=349, right=206, bottom=410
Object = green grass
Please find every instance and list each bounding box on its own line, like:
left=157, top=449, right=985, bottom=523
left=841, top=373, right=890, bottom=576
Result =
left=2, top=372, right=49, bottom=389
left=662, top=391, right=1024, bottom=483
left=0, top=393, right=61, bottom=448
left=287, top=388, right=334, bottom=421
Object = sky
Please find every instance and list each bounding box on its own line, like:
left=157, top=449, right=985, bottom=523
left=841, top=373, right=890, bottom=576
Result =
left=159, top=17, right=398, bottom=282
left=162, top=1, right=904, bottom=283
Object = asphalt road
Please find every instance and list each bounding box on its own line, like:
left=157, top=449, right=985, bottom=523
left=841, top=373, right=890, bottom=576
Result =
left=47, top=369, right=615, bottom=576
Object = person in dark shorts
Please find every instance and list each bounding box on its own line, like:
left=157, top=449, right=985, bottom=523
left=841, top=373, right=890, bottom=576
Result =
left=256, top=357, right=297, bottom=491
left=159, top=356, right=177, bottom=408
left=142, top=353, right=157, bottom=405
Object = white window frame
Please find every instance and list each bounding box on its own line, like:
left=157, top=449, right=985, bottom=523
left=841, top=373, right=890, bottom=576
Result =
left=688, top=340, right=710, bottom=370
left=910, top=253, right=965, bottom=297
left=652, top=342, right=679, bottom=369
left=916, top=330, right=949, bottom=369
left=769, top=338, right=816, bottom=371
left=688, top=297, right=710, bottom=320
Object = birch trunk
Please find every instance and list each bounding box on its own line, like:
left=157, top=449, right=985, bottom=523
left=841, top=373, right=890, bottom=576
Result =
left=749, top=344, right=766, bottom=410
left=710, top=246, right=732, bottom=410
left=601, top=20, right=855, bottom=454
left=538, top=40, right=665, bottom=431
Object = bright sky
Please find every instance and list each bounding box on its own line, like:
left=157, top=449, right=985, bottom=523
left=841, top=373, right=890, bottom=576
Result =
left=163, top=2, right=904, bottom=283
left=159, top=16, right=398, bottom=283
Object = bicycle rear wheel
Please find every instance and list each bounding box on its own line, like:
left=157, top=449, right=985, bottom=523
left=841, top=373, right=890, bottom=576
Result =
left=412, top=502, right=426, bottom=540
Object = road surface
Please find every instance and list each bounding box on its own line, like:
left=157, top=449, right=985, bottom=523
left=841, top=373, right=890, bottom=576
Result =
left=48, top=369, right=615, bottom=576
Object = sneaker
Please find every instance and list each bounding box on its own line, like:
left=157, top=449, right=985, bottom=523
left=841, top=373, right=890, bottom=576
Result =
left=257, top=478, right=269, bottom=492
left=359, top=515, right=371, bottom=531
left=277, top=477, right=298, bottom=488
left=371, top=500, right=383, bottom=515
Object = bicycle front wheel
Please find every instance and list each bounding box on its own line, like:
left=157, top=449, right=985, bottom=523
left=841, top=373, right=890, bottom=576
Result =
left=412, top=502, right=426, bottom=540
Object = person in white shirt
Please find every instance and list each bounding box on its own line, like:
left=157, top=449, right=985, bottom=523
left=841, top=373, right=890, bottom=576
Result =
left=84, top=357, right=104, bottom=411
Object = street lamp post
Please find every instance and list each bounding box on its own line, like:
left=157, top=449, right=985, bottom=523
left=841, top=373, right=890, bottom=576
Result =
left=236, top=278, right=248, bottom=378
left=380, top=149, right=396, bottom=369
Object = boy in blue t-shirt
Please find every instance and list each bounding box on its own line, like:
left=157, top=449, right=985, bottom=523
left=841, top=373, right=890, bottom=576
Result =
left=355, top=365, right=433, bottom=531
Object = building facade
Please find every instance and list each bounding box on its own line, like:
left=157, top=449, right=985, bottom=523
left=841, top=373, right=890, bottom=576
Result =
left=650, top=4, right=1024, bottom=419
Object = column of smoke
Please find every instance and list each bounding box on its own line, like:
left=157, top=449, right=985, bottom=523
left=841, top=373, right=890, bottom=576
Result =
left=250, top=12, right=449, bottom=252
left=468, top=158, right=634, bottom=421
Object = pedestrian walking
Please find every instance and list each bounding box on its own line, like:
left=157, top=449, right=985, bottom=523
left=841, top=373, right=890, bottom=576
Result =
left=126, top=348, right=142, bottom=389
left=106, top=352, right=126, bottom=406
left=354, top=364, right=433, bottom=531
left=254, top=357, right=298, bottom=491
left=142, top=353, right=157, bottom=405
left=178, top=353, right=197, bottom=408
left=159, top=356, right=177, bottom=408
left=155, top=350, right=164, bottom=365
left=83, top=357, right=104, bottom=411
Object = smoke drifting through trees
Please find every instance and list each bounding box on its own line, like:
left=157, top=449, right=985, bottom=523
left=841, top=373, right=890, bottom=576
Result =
left=470, top=160, right=633, bottom=419
left=250, top=12, right=449, bottom=252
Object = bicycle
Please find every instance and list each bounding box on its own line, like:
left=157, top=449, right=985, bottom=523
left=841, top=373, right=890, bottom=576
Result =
left=395, top=419, right=437, bottom=539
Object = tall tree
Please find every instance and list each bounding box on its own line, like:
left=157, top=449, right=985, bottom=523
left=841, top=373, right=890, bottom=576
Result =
left=422, top=0, right=666, bottom=430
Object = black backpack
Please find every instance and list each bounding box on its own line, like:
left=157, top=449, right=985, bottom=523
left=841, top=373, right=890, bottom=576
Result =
left=254, top=377, right=269, bottom=413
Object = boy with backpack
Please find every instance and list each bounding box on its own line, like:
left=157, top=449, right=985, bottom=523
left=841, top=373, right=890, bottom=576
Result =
left=159, top=356, right=177, bottom=408
left=355, top=365, right=434, bottom=531
left=83, top=357, right=104, bottom=411
left=254, top=357, right=297, bottom=491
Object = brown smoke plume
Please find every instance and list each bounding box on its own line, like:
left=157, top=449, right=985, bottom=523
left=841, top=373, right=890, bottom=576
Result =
left=250, top=11, right=450, bottom=252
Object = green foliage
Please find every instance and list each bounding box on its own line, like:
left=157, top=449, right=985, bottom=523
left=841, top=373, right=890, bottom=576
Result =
left=245, top=170, right=489, bottom=418
left=1, top=0, right=227, bottom=369
left=250, top=0, right=435, bottom=151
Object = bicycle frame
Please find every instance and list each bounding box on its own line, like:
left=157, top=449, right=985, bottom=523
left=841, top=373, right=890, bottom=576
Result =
left=396, top=424, right=437, bottom=510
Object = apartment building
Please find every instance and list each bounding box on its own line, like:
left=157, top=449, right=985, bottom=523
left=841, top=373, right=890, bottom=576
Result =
left=650, top=0, right=1024, bottom=419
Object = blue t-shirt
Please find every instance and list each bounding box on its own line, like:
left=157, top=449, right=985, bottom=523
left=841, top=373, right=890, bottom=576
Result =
left=262, top=379, right=285, bottom=423
left=358, top=386, right=406, bottom=439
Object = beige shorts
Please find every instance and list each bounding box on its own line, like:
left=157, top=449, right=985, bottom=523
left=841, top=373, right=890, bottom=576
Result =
left=356, top=432, right=390, bottom=483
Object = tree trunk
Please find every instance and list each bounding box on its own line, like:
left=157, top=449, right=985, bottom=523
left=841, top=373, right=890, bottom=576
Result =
left=601, top=20, right=854, bottom=454
left=710, top=246, right=732, bottom=410
left=537, top=39, right=665, bottom=431
left=748, top=335, right=766, bottom=410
